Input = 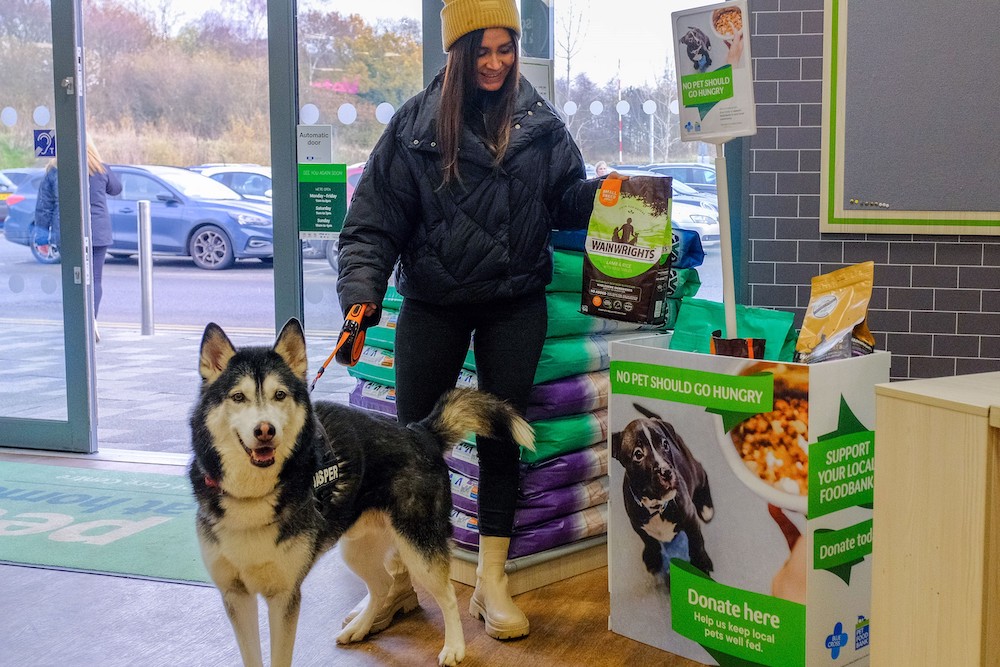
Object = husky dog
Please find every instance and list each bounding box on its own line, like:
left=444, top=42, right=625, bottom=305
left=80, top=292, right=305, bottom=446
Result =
left=189, top=319, right=534, bottom=667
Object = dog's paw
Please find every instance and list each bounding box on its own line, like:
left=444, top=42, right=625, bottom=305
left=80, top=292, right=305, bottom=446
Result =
left=336, top=618, right=373, bottom=644
left=438, top=642, right=465, bottom=666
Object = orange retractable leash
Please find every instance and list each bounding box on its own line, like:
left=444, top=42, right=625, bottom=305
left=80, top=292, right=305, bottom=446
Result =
left=309, top=303, right=370, bottom=393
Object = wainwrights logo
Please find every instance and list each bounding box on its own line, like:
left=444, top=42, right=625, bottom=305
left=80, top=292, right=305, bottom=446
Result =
left=824, top=622, right=850, bottom=659
left=855, top=615, right=870, bottom=650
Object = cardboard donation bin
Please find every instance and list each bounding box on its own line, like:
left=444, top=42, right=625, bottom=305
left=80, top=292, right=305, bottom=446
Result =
left=608, top=334, right=889, bottom=667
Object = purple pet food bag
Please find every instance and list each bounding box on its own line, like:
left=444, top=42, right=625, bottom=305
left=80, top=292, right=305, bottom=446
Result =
left=446, top=442, right=609, bottom=495
left=449, top=471, right=609, bottom=529
left=526, top=371, right=610, bottom=421
left=451, top=505, right=609, bottom=558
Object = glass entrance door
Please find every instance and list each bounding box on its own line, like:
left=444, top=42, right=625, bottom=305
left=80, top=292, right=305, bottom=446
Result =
left=0, top=1, right=96, bottom=453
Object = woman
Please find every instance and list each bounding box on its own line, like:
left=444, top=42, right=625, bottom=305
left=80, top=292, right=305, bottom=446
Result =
left=337, top=0, right=600, bottom=641
left=35, top=140, right=122, bottom=341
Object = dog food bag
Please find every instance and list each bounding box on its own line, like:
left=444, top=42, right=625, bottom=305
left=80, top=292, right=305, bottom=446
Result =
left=526, top=370, right=611, bottom=421
left=669, top=297, right=797, bottom=362
left=446, top=441, right=481, bottom=478
left=449, top=472, right=609, bottom=529
left=513, top=476, right=610, bottom=529
left=796, top=261, right=876, bottom=364
left=547, top=291, right=652, bottom=338
left=670, top=226, right=706, bottom=270
left=581, top=174, right=673, bottom=324
left=549, top=249, right=585, bottom=292
left=552, top=228, right=587, bottom=252
left=448, top=442, right=609, bottom=496
left=710, top=329, right=767, bottom=359
left=381, top=285, right=404, bottom=312
left=447, top=442, right=609, bottom=496
left=451, top=505, right=609, bottom=558
left=347, top=379, right=397, bottom=418
left=522, top=407, right=609, bottom=464
left=449, top=470, right=480, bottom=515
left=521, top=443, right=609, bottom=495
left=347, top=346, right=397, bottom=386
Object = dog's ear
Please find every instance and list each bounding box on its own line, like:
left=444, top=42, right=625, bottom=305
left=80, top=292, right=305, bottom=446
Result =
left=274, top=318, right=309, bottom=380
left=200, top=322, right=236, bottom=385
left=611, top=430, right=623, bottom=459
left=633, top=403, right=663, bottom=422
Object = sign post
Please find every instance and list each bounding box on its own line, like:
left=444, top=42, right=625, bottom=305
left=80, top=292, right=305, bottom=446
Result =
left=671, top=0, right=756, bottom=338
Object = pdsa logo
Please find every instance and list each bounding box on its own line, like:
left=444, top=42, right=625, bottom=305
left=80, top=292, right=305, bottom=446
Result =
left=824, top=622, right=849, bottom=659
left=855, top=615, right=870, bottom=650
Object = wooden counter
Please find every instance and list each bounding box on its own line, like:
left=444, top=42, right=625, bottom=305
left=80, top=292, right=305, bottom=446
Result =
left=873, top=372, right=1000, bottom=666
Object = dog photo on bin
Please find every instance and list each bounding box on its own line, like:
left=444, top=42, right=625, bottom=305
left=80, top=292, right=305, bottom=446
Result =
left=611, top=403, right=715, bottom=586
left=188, top=319, right=534, bottom=666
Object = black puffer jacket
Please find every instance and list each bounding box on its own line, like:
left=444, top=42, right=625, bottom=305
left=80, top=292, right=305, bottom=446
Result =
left=337, top=73, right=599, bottom=315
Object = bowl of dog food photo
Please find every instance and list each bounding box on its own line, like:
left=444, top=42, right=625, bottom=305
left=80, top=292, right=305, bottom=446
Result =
left=714, top=362, right=809, bottom=514
left=711, top=5, right=744, bottom=41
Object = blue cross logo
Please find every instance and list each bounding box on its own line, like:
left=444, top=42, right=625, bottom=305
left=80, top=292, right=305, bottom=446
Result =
left=825, top=622, right=849, bottom=659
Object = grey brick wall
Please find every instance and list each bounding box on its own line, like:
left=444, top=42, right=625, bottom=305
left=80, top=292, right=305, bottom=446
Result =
left=746, top=0, right=1000, bottom=380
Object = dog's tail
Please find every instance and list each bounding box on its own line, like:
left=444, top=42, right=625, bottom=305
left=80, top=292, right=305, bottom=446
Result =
left=424, top=388, right=535, bottom=453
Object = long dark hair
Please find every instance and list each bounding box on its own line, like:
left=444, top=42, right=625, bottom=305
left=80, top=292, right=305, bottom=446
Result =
left=437, top=28, right=520, bottom=185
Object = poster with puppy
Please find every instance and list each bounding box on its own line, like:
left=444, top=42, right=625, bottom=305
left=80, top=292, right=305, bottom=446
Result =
left=672, top=0, right=756, bottom=143
left=608, top=333, right=889, bottom=666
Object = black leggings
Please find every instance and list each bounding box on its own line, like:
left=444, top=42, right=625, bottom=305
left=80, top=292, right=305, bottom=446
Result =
left=394, top=293, right=548, bottom=537
left=92, top=245, right=109, bottom=318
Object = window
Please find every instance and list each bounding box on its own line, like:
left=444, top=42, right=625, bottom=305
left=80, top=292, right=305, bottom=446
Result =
left=118, top=174, right=171, bottom=202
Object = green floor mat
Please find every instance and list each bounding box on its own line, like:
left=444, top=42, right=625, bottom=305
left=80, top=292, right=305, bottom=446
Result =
left=0, top=461, right=210, bottom=585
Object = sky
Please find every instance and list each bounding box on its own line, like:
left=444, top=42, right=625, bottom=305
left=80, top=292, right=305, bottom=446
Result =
left=169, top=0, right=715, bottom=86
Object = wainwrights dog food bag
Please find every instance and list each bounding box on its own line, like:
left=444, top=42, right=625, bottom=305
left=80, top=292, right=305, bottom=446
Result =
left=796, top=261, right=876, bottom=364
left=581, top=174, right=673, bottom=324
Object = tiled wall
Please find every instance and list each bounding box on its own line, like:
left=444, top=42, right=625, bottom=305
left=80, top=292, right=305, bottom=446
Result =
left=745, top=0, right=1000, bottom=380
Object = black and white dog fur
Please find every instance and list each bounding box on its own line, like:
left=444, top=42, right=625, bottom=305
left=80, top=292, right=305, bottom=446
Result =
left=612, top=404, right=715, bottom=582
left=189, top=319, right=534, bottom=667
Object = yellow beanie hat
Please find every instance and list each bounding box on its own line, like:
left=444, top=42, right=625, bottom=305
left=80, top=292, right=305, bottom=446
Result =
left=441, top=0, right=521, bottom=51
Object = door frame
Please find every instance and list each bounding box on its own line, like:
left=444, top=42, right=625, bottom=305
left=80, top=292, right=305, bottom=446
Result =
left=0, top=0, right=97, bottom=453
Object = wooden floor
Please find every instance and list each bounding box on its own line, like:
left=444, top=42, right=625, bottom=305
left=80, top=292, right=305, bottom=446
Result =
left=360, top=567, right=702, bottom=667
left=1, top=451, right=703, bottom=666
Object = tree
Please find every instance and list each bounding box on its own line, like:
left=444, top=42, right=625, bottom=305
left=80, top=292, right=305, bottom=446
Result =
left=0, top=0, right=49, bottom=42
left=554, top=0, right=590, bottom=133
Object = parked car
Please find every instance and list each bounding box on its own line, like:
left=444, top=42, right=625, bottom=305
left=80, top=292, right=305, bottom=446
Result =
left=188, top=164, right=272, bottom=202
left=601, top=168, right=720, bottom=246
left=3, top=164, right=274, bottom=270
left=1, top=167, right=43, bottom=189
left=1, top=168, right=45, bottom=238
left=642, top=162, right=717, bottom=195
left=0, top=171, right=17, bottom=226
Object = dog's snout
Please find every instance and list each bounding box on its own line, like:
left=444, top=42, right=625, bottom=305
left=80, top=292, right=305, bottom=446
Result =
left=254, top=422, right=276, bottom=442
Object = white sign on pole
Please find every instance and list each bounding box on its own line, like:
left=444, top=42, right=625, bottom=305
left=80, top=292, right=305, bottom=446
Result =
left=296, top=124, right=333, bottom=164
left=671, top=0, right=756, bottom=144
left=521, top=57, right=555, bottom=103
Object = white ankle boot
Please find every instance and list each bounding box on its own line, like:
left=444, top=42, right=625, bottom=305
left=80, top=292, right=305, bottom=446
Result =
left=342, top=554, right=419, bottom=633
left=469, top=536, right=529, bottom=639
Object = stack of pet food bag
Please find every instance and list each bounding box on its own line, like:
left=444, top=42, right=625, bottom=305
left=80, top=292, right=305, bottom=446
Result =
left=343, top=175, right=704, bottom=560
left=345, top=283, right=623, bottom=558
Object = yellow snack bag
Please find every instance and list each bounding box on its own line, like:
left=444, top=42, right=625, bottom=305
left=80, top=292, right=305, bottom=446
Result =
left=795, top=261, right=876, bottom=363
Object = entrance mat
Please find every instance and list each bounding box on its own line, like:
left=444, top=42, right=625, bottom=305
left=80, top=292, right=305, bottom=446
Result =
left=0, top=461, right=210, bottom=585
